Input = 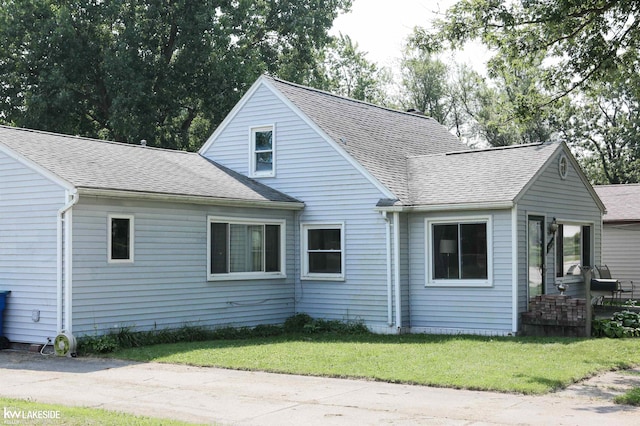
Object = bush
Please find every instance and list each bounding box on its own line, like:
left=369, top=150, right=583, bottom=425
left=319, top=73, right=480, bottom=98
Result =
left=592, top=310, right=640, bottom=338
left=283, top=313, right=314, bottom=332
left=78, top=315, right=370, bottom=354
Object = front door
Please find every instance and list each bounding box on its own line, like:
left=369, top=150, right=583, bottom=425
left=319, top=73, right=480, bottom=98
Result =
left=528, top=216, right=545, bottom=301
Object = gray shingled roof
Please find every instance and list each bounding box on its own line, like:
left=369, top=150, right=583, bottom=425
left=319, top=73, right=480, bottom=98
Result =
left=265, top=77, right=466, bottom=200
left=594, top=184, right=640, bottom=222
left=406, top=142, right=561, bottom=207
left=0, top=126, right=300, bottom=205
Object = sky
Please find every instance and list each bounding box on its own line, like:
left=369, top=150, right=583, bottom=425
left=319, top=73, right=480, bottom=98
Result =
left=329, top=0, right=491, bottom=75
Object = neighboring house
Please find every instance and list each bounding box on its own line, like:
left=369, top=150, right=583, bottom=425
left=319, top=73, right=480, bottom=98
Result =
left=0, top=75, right=605, bottom=345
left=594, top=184, right=640, bottom=290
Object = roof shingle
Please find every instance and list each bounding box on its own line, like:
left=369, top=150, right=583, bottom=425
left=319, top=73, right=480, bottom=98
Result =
left=0, top=125, right=300, bottom=205
left=265, top=76, right=466, bottom=201
left=594, top=184, right=640, bottom=222
left=406, top=142, right=560, bottom=207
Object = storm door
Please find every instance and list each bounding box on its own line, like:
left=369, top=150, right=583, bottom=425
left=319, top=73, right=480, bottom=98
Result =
left=528, top=216, right=545, bottom=301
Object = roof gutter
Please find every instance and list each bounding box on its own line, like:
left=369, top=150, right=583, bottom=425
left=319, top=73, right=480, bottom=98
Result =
left=375, top=200, right=515, bottom=213
left=77, top=188, right=305, bottom=211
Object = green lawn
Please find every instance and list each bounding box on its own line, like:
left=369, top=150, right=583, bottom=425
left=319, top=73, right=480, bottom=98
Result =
left=112, top=333, right=640, bottom=395
left=0, top=397, right=200, bottom=425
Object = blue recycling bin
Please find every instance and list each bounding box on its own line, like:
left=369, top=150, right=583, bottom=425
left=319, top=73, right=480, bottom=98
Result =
left=0, top=291, right=10, bottom=341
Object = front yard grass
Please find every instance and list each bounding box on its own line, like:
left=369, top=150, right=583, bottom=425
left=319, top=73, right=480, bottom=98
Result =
left=0, top=397, right=200, bottom=425
left=111, top=333, right=640, bottom=395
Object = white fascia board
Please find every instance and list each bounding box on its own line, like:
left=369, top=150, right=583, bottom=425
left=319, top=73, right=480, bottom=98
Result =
left=375, top=200, right=514, bottom=213
left=77, top=187, right=305, bottom=210
left=260, top=79, right=397, bottom=200
left=198, top=76, right=268, bottom=155
left=0, top=142, right=75, bottom=192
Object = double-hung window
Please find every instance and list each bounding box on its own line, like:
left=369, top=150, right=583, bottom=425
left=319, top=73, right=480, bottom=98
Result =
left=250, top=125, right=275, bottom=177
left=208, top=217, right=285, bottom=280
left=302, top=223, right=344, bottom=280
left=555, top=223, right=591, bottom=278
left=426, top=217, right=491, bottom=286
left=108, top=214, right=134, bottom=263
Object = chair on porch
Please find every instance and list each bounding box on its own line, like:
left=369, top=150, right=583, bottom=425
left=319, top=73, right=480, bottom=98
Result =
left=592, top=265, right=635, bottom=302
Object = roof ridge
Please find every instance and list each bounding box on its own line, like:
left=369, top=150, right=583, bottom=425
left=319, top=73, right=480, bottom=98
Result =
left=0, top=125, right=194, bottom=155
left=444, top=142, right=548, bottom=156
left=265, top=75, right=439, bottom=122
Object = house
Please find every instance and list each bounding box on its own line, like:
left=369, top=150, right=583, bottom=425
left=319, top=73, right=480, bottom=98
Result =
left=0, top=76, right=605, bottom=345
left=594, top=184, right=640, bottom=294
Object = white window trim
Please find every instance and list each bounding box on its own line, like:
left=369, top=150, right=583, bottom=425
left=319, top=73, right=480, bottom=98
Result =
left=207, top=216, right=286, bottom=281
left=425, top=216, right=493, bottom=287
left=555, top=220, right=594, bottom=284
left=301, top=222, right=345, bottom=281
left=249, top=124, right=276, bottom=178
left=108, top=214, right=134, bottom=264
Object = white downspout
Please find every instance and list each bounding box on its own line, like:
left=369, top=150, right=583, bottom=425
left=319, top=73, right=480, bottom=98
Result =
left=57, top=189, right=78, bottom=333
left=393, top=212, right=402, bottom=331
left=381, top=212, right=393, bottom=326
left=511, top=206, right=519, bottom=334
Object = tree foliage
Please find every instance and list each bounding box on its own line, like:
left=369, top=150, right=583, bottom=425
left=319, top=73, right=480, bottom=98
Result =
left=417, top=0, right=640, bottom=100
left=398, top=49, right=449, bottom=123
left=308, top=33, right=392, bottom=106
left=412, top=0, right=640, bottom=183
left=558, top=68, right=640, bottom=184
left=397, top=44, right=554, bottom=147
left=0, top=0, right=351, bottom=150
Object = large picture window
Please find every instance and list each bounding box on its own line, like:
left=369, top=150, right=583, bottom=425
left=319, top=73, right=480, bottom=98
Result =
left=302, top=223, right=344, bottom=280
left=250, top=125, right=275, bottom=177
left=208, top=217, right=285, bottom=280
left=556, top=223, right=591, bottom=278
left=108, top=214, right=134, bottom=263
left=426, top=218, right=491, bottom=286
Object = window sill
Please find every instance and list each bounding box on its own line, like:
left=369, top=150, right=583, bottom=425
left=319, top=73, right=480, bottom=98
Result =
left=426, top=279, right=492, bottom=288
left=249, top=172, right=275, bottom=178
left=208, top=272, right=286, bottom=282
left=301, top=274, right=345, bottom=282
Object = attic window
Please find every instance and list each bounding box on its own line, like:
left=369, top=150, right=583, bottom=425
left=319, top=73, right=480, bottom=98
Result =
left=250, top=125, right=275, bottom=177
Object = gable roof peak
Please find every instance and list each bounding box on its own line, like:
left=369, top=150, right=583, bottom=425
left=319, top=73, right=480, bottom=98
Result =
left=260, top=75, right=466, bottom=200
left=262, top=74, right=442, bottom=123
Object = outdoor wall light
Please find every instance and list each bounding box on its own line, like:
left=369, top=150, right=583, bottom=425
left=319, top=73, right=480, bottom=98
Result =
left=546, top=218, right=558, bottom=254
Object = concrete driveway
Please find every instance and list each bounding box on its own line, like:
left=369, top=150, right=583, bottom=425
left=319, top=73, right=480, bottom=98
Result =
left=1, top=350, right=639, bottom=425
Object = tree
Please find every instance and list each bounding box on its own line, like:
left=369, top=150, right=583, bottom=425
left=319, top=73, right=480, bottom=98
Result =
left=0, top=0, right=351, bottom=150
left=558, top=67, right=640, bottom=184
left=398, top=49, right=450, bottom=124
left=416, top=0, right=640, bottom=102
left=397, top=40, right=555, bottom=147
left=308, top=33, right=392, bottom=106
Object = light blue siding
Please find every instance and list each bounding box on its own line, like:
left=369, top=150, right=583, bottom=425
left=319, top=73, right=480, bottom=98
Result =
left=71, top=197, right=296, bottom=336
left=408, top=210, right=514, bottom=334
left=202, top=84, right=393, bottom=329
left=517, top=150, right=603, bottom=314
left=0, top=151, right=65, bottom=343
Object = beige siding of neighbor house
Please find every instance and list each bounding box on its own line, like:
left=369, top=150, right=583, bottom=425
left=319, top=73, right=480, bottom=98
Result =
left=0, top=150, right=66, bottom=343
left=71, top=197, right=297, bottom=337
left=602, top=223, right=640, bottom=296
left=517, top=150, right=602, bottom=314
